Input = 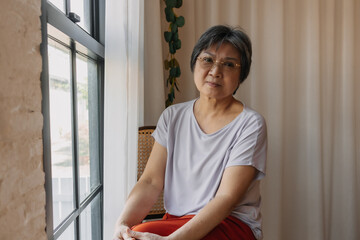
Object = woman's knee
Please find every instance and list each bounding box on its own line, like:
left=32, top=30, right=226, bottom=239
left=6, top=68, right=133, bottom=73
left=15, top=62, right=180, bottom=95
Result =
left=132, top=222, right=158, bottom=233
left=132, top=221, right=175, bottom=236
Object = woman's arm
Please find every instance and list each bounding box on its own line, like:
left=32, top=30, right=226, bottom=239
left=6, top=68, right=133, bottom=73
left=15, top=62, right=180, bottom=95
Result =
left=113, top=142, right=167, bottom=239
left=167, top=165, right=256, bottom=240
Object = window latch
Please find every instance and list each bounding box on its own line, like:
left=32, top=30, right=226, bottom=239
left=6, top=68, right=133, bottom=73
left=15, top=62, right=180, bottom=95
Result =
left=68, top=12, right=81, bottom=23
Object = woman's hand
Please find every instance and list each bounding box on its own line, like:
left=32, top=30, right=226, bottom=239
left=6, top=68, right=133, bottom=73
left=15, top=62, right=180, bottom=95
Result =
left=112, top=224, right=134, bottom=240
left=125, top=229, right=169, bottom=240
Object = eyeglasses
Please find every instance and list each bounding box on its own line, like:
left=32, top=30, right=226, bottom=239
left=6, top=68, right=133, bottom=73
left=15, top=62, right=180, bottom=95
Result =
left=197, top=56, right=241, bottom=72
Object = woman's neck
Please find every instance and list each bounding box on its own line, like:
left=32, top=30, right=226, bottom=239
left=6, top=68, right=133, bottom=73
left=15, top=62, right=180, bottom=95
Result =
left=195, top=96, right=238, bottom=116
left=193, top=96, right=244, bottom=134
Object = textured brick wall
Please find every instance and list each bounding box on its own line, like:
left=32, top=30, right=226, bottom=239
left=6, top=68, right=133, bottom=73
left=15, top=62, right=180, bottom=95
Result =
left=0, top=0, right=46, bottom=239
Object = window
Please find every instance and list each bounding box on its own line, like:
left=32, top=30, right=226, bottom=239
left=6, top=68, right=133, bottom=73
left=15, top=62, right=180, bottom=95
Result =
left=41, top=1, right=105, bottom=239
left=48, top=0, right=93, bottom=33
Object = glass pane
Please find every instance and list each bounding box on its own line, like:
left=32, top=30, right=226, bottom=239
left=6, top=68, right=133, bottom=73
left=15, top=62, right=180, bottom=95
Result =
left=70, top=0, right=92, bottom=33
left=80, top=194, right=102, bottom=240
left=76, top=54, right=100, bottom=202
left=57, top=222, right=75, bottom=240
left=48, top=0, right=65, bottom=13
left=48, top=40, right=75, bottom=229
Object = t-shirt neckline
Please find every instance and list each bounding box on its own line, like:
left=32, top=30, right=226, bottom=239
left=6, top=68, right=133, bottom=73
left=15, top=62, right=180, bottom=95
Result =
left=191, top=98, right=246, bottom=136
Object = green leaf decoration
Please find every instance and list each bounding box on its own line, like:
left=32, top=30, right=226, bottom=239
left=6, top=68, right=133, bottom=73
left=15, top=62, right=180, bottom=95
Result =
left=175, top=67, right=181, bottom=77
left=164, top=31, right=172, bottom=42
left=166, top=0, right=176, bottom=8
left=169, top=42, right=176, bottom=54
left=176, top=16, right=185, bottom=27
left=163, top=0, right=185, bottom=107
left=172, top=32, right=179, bottom=41
left=164, top=60, right=170, bottom=70
left=166, top=75, right=171, bottom=87
left=165, top=7, right=175, bottom=22
left=170, top=68, right=176, bottom=77
left=175, top=0, right=183, bottom=8
left=166, top=99, right=171, bottom=107
left=174, top=81, right=179, bottom=91
left=171, top=22, right=178, bottom=33
left=169, top=58, right=179, bottom=67
left=168, top=91, right=174, bottom=102
left=175, top=39, right=181, bottom=49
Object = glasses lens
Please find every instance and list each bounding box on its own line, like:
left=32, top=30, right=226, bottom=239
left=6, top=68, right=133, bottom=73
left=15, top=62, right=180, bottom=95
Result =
left=222, top=61, right=237, bottom=71
left=198, top=57, right=240, bottom=71
left=199, top=57, right=214, bottom=68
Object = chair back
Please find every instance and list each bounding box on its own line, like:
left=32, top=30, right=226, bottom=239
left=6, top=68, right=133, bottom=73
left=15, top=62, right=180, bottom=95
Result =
left=138, top=126, right=165, bottom=218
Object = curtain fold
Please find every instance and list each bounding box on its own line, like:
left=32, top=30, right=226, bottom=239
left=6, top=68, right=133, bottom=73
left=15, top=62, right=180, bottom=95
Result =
left=103, top=0, right=144, bottom=239
left=145, top=0, right=359, bottom=239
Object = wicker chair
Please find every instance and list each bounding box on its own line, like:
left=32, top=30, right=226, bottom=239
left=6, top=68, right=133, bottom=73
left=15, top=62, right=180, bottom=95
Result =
left=138, top=126, right=165, bottom=219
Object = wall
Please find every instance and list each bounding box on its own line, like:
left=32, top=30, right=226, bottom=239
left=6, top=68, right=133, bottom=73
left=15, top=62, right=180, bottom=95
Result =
left=0, top=0, right=46, bottom=239
left=143, top=0, right=166, bottom=126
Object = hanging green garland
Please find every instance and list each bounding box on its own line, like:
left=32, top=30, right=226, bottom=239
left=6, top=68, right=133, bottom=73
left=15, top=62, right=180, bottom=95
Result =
left=163, top=0, right=185, bottom=107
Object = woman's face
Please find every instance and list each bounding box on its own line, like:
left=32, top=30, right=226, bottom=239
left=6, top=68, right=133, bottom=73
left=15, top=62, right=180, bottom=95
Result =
left=194, top=42, right=241, bottom=100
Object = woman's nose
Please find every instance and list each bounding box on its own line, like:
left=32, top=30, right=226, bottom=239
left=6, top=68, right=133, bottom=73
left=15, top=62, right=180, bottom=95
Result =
left=209, top=63, right=223, bottom=77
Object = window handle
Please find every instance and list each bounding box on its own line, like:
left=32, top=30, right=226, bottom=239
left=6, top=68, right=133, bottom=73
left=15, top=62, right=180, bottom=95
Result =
left=68, top=12, right=80, bottom=23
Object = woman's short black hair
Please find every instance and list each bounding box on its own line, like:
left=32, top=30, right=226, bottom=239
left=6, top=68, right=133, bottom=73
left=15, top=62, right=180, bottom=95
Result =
left=190, top=25, right=252, bottom=84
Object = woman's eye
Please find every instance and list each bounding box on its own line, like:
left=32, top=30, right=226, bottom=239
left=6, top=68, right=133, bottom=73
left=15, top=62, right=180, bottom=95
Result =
left=203, top=57, right=214, bottom=63
left=223, top=62, right=235, bottom=68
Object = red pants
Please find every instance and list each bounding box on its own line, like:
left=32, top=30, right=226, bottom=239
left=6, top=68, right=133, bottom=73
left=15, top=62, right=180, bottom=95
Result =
left=132, top=213, right=256, bottom=240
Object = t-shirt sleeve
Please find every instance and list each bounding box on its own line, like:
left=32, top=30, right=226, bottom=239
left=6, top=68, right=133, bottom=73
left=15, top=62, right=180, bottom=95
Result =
left=151, top=109, right=169, bottom=148
left=226, top=113, right=267, bottom=180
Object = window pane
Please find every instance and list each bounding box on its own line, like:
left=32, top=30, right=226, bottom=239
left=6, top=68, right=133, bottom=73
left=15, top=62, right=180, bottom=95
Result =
left=70, top=0, right=92, bottom=33
left=57, top=222, right=75, bottom=240
left=48, top=40, right=75, bottom=229
left=48, top=0, right=65, bottom=13
left=76, top=54, right=100, bottom=202
left=80, top=194, right=102, bottom=240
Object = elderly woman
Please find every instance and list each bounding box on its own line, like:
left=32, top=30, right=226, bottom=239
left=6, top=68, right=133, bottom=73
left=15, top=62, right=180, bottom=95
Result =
left=113, top=25, right=267, bottom=240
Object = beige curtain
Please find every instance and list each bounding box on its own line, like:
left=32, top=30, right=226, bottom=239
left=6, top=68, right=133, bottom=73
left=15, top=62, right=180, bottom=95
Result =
left=145, top=0, right=360, bottom=239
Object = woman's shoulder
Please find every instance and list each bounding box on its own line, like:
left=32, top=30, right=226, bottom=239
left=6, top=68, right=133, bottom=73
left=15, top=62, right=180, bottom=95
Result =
left=233, top=106, right=267, bottom=147
left=240, top=105, right=267, bottom=128
left=162, top=99, right=196, bottom=115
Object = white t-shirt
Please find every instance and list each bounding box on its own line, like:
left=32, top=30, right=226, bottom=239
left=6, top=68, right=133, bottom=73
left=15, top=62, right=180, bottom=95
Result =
left=152, top=99, right=267, bottom=239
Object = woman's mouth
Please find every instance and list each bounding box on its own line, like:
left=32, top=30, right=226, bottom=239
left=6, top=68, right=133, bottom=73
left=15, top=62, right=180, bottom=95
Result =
left=206, top=81, right=221, bottom=87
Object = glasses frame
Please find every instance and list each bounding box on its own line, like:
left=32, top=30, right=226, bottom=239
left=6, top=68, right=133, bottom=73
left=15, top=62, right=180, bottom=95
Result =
left=197, top=56, right=241, bottom=71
